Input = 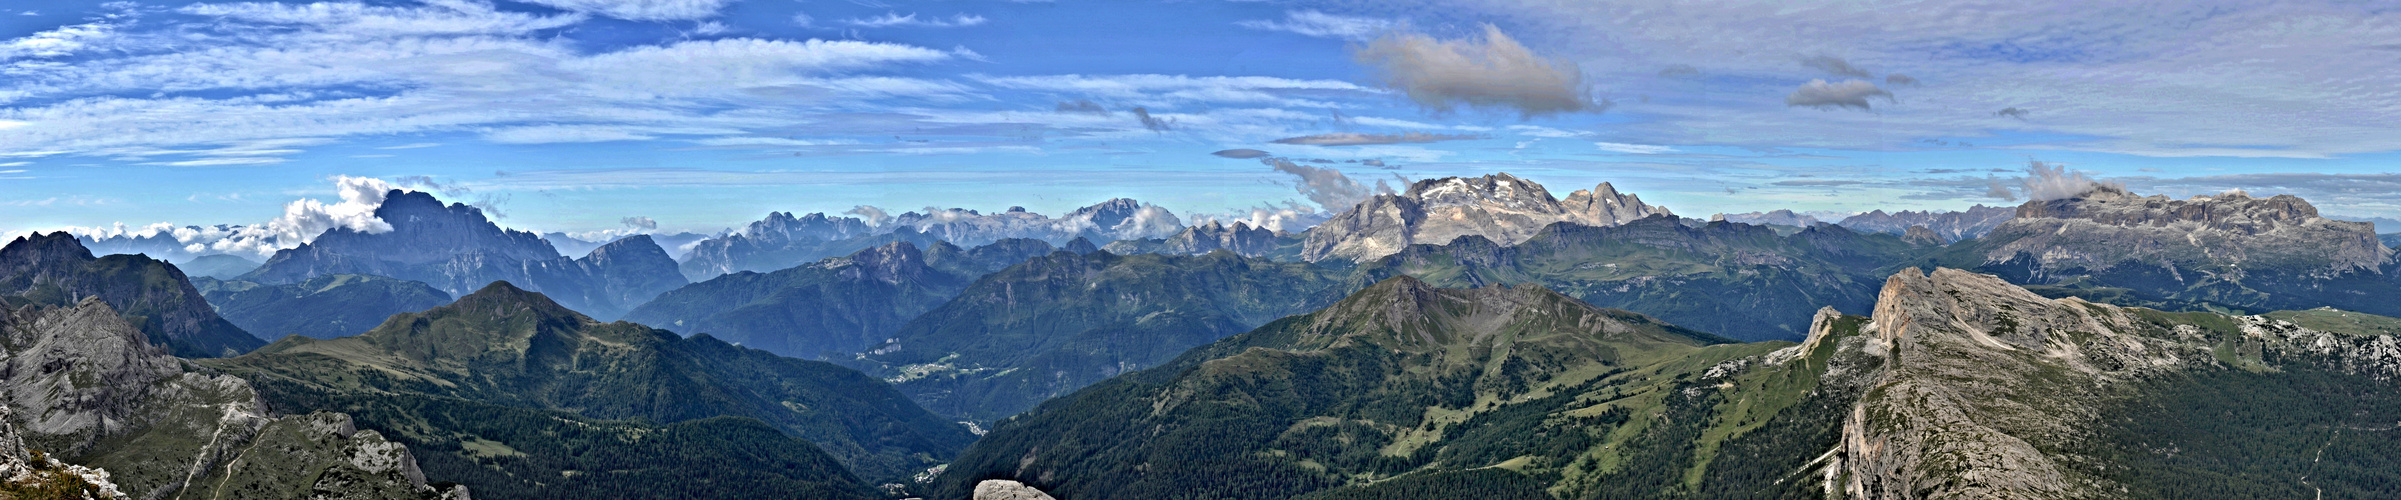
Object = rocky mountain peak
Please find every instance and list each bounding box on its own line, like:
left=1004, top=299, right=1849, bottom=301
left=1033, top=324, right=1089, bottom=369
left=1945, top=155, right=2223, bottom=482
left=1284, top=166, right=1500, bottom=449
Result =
left=1063, top=237, right=1100, bottom=254
left=837, top=241, right=930, bottom=284
left=1404, top=173, right=1558, bottom=211
left=0, top=232, right=96, bottom=271
left=2016, top=186, right=2332, bottom=233
left=1303, top=173, right=1672, bottom=262
left=1975, top=188, right=2390, bottom=273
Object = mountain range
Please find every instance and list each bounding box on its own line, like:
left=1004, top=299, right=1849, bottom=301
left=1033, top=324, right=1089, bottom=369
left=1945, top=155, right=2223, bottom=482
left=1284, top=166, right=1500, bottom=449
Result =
left=1303, top=174, right=1675, bottom=262
left=936, top=266, right=2401, bottom=499
left=239, top=190, right=688, bottom=320
left=625, top=239, right=1059, bottom=359
left=0, top=232, right=261, bottom=357
left=195, top=273, right=452, bottom=340
left=1834, top=204, right=2015, bottom=242
left=679, top=199, right=1185, bottom=281
left=204, top=281, right=974, bottom=488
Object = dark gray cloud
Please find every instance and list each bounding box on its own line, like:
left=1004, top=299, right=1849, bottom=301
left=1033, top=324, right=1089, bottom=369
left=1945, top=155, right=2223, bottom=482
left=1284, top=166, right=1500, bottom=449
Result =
left=1131, top=106, right=1172, bottom=131
left=1799, top=55, right=1873, bottom=78
left=620, top=216, right=658, bottom=229
left=1995, top=107, right=2031, bottom=120
left=1211, top=148, right=1271, bottom=159
left=1056, top=99, right=1108, bottom=115
left=1658, top=64, right=1699, bottom=77
left=1885, top=73, right=1919, bottom=86
left=1270, top=132, right=1483, bottom=146
left=1785, top=79, right=1893, bottom=111
left=1353, top=25, right=1601, bottom=117
left=1265, top=158, right=1395, bottom=211
left=1984, top=176, right=2017, bottom=200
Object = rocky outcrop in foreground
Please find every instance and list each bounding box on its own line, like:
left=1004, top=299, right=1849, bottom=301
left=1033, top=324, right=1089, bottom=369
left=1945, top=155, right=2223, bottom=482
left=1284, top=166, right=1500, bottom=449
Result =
left=0, top=297, right=462, bottom=499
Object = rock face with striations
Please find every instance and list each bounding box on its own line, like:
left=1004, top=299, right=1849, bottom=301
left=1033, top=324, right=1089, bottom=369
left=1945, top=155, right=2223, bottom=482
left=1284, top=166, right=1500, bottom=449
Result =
left=1934, top=187, right=2401, bottom=316
left=241, top=190, right=686, bottom=319
left=0, top=296, right=462, bottom=499
left=195, top=274, right=452, bottom=340
left=1977, top=187, right=2390, bottom=273
left=0, top=232, right=261, bottom=357
left=1809, top=267, right=2401, bottom=498
left=1302, top=173, right=1673, bottom=262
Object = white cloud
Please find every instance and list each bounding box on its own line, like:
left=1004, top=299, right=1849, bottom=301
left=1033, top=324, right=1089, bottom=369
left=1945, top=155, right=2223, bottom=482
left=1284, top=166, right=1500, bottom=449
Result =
left=1265, top=158, right=1394, bottom=211
left=0, top=20, right=116, bottom=60
left=1237, top=10, right=1397, bottom=40
left=1593, top=142, right=1674, bottom=154
left=1353, top=25, right=1600, bottom=117
left=70, top=175, right=403, bottom=258
left=484, top=125, right=656, bottom=144
left=842, top=12, right=987, bottom=28
left=377, top=142, right=441, bottom=149
left=0, top=2, right=961, bottom=164
left=180, top=0, right=586, bottom=37
left=2018, top=160, right=2119, bottom=201
left=510, top=0, right=731, bottom=21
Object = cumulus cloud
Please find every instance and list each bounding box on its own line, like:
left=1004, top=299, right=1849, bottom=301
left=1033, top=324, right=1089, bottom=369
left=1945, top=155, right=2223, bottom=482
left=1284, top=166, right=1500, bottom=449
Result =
left=621, top=216, right=658, bottom=230
left=512, top=0, right=730, bottom=21
left=1270, top=132, right=1481, bottom=146
left=2020, top=160, right=2121, bottom=201
left=1799, top=55, right=1873, bottom=78
left=1212, top=148, right=1271, bottom=159
left=1132, top=106, right=1173, bottom=132
left=1189, top=202, right=1329, bottom=232
left=69, top=175, right=404, bottom=259
left=1657, top=64, right=1700, bottom=77
left=1785, top=79, right=1894, bottom=111
left=845, top=205, right=895, bottom=227
left=1055, top=99, right=1109, bottom=115
left=1237, top=10, right=1397, bottom=40
left=1885, top=74, right=1919, bottom=86
left=1265, top=158, right=1394, bottom=211
left=1353, top=25, right=1600, bottom=117
left=842, top=12, right=987, bottom=28
left=1112, top=204, right=1184, bottom=239
left=1995, top=107, right=2032, bottom=120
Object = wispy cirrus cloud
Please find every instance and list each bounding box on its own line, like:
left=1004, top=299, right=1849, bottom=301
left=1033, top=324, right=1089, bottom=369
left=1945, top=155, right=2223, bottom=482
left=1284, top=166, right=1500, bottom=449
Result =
left=842, top=12, right=987, bottom=28
left=1237, top=10, right=1397, bottom=40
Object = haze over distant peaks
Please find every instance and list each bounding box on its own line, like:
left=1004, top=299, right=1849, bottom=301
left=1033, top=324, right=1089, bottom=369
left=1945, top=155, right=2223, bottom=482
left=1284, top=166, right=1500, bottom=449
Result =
left=1303, top=173, right=1674, bottom=262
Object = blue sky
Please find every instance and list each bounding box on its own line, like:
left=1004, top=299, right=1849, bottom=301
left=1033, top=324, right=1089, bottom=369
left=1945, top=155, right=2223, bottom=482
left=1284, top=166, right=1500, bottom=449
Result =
left=6, top=0, right=2401, bottom=254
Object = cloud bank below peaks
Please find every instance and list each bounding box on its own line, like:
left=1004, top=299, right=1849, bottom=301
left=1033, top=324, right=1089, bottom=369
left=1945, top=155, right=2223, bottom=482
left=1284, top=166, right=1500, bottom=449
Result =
left=1353, top=25, right=1601, bottom=118
left=69, top=175, right=403, bottom=259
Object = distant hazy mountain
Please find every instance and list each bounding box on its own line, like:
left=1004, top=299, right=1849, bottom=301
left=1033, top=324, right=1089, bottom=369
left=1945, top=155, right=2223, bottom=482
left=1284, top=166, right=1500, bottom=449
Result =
left=1361, top=216, right=1923, bottom=341
left=2328, top=214, right=2401, bottom=233
left=0, top=296, right=462, bottom=499
left=1711, top=209, right=1823, bottom=227
left=1934, top=187, right=2401, bottom=316
left=1101, top=220, right=1302, bottom=259
left=679, top=199, right=1185, bottom=281
left=625, top=239, right=1057, bottom=359
left=0, top=232, right=261, bottom=357
left=933, top=276, right=1730, bottom=500
left=848, top=250, right=1360, bottom=422
left=175, top=253, right=259, bottom=279
left=73, top=225, right=238, bottom=262
left=240, top=190, right=687, bottom=319
left=208, top=282, right=972, bottom=488
left=1302, top=173, right=1674, bottom=262
left=195, top=274, right=451, bottom=340
left=2384, top=233, right=2401, bottom=249
left=1836, top=204, right=2015, bottom=241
